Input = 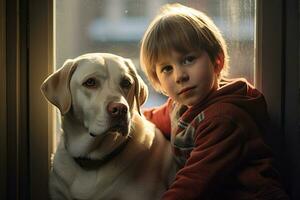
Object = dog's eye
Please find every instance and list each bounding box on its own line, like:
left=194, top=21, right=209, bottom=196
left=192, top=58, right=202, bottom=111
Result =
left=120, top=79, right=132, bottom=89
left=83, top=78, right=97, bottom=88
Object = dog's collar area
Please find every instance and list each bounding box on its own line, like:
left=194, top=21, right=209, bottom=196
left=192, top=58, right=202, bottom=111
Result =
left=73, top=138, right=130, bottom=170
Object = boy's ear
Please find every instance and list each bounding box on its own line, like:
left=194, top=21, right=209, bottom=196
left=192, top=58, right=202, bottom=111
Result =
left=214, top=52, right=224, bottom=75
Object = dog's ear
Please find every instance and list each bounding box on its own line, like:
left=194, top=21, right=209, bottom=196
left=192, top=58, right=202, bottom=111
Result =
left=40, top=59, right=77, bottom=115
left=124, top=59, right=148, bottom=114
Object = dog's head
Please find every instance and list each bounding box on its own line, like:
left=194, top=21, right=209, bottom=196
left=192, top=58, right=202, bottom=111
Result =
left=41, top=53, right=148, bottom=138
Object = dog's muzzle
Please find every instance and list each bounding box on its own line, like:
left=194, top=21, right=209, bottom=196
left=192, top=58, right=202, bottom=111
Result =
left=107, top=102, right=128, bottom=118
left=89, top=120, right=129, bottom=137
left=89, top=101, right=130, bottom=137
left=107, top=101, right=130, bottom=136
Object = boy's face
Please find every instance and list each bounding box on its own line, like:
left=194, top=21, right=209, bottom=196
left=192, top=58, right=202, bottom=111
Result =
left=155, top=50, right=219, bottom=107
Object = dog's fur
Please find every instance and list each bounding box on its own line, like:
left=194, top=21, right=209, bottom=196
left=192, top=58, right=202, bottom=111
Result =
left=41, top=53, right=176, bottom=200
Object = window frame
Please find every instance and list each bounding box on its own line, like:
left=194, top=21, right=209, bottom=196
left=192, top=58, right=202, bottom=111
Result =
left=0, top=0, right=7, bottom=199
left=256, top=2, right=299, bottom=199
left=1, top=0, right=31, bottom=199
left=1, top=0, right=55, bottom=199
left=28, top=0, right=54, bottom=199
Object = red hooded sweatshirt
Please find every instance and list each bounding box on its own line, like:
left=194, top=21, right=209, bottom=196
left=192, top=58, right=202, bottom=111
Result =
left=144, top=78, right=289, bottom=200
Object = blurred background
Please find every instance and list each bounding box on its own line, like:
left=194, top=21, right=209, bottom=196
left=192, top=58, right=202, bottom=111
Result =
left=55, top=0, right=256, bottom=108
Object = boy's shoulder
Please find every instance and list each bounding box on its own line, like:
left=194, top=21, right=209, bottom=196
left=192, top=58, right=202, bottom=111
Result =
left=197, top=77, right=267, bottom=127
left=199, top=102, right=258, bottom=130
left=204, top=102, right=247, bottom=118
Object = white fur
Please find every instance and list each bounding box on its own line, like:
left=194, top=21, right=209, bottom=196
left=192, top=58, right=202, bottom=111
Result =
left=41, top=53, right=176, bottom=200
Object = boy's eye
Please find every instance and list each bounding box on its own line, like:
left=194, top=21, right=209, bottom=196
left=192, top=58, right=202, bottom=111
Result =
left=82, top=78, right=98, bottom=88
left=182, top=55, right=196, bottom=65
left=161, top=65, right=173, bottom=73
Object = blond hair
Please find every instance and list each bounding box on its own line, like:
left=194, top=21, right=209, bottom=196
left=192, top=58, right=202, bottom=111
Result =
left=140, top=3, right=229, bottom=92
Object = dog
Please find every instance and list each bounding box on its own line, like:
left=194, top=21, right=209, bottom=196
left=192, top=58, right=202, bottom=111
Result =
left=41, top=53, right=176, bottom=200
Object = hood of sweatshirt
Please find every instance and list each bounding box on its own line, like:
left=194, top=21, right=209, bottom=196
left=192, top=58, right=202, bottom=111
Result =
left=181, top=78, right=269, bottom=128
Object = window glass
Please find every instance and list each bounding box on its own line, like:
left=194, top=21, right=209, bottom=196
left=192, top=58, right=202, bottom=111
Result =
left=55, top=0, right=256, bottom=107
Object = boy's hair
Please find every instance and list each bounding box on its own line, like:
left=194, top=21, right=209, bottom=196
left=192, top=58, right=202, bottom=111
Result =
left=140, top=3, right=229, bottom=92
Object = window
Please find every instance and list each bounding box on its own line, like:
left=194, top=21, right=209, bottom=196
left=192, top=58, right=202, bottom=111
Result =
left=54, top=0, right=256, bottom=148
left=55, top=0, right=256, bottom=106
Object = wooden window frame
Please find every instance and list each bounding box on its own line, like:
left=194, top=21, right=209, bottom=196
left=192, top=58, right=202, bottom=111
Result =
left=28, top=0, right=54, bottom=199
left=256, top=1, right=299, bottom=199
left=0, top=0, right=54, bottom=199
left=0, top=0, right=7, bottom=198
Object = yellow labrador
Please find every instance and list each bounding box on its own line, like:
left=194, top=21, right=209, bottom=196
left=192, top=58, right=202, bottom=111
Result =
left=41, top=53, right=176, bottom=200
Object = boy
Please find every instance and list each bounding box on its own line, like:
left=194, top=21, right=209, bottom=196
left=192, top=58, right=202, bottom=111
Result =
left=140, top=3, right=289, bottom=200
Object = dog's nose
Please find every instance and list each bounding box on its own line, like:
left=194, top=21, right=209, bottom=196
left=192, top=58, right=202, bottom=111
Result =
left=107, top=102, right=128, bottom=117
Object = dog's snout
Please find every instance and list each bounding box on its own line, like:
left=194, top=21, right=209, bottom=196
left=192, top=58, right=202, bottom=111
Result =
left=107, top=102, right=128, bottom=117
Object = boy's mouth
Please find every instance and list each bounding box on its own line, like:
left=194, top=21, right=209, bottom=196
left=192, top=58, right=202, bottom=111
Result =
left=178, top=86, right=197, bottom=95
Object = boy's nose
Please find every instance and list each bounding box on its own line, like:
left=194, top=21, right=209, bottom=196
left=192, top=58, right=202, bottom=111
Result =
left=175, top=68, right=189, bottom=84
